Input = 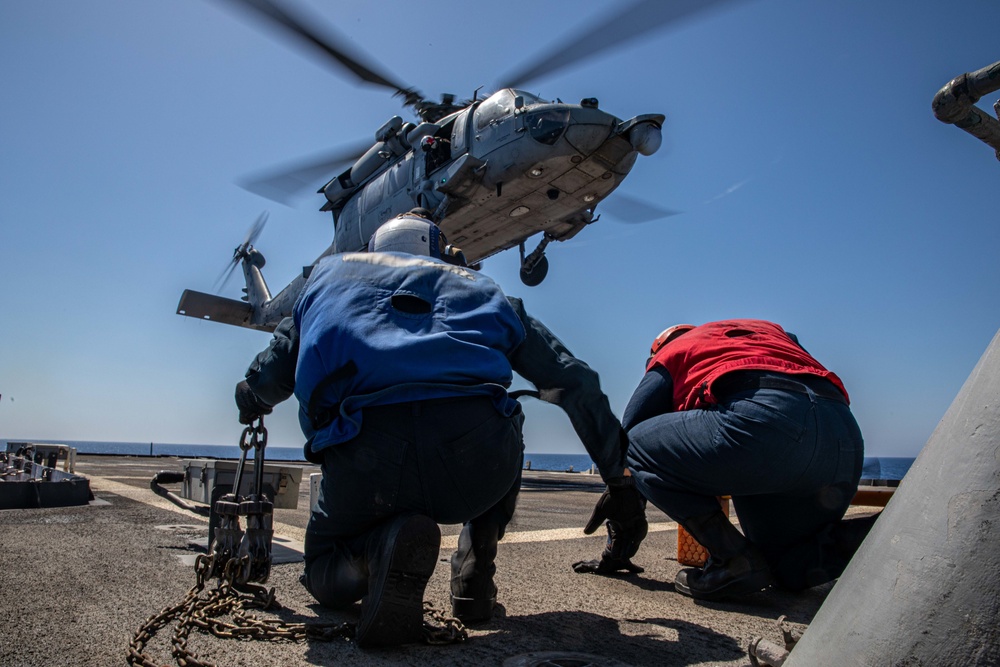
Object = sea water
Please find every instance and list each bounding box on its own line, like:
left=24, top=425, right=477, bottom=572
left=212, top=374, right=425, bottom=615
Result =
left=524, top=454, right=914, bottom=481
left=2, top=439, right=914, bottom=480
left=860, top=456, right=914, bottom=482
left=2, top=439, right=305, bottom=462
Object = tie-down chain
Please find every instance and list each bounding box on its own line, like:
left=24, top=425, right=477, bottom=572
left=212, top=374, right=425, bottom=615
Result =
left=127, top=417, right=467, bottom=666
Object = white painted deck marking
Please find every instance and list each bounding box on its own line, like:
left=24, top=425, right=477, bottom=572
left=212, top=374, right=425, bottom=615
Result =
left=86, top=474, right=667, bottom=549
left=439, top=522, right=680, bottom=550
left=87, top=474, right=879, bottom=555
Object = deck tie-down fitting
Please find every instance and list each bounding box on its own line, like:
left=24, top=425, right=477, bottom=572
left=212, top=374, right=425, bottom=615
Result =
left=208, top=418, right=274, bottom=584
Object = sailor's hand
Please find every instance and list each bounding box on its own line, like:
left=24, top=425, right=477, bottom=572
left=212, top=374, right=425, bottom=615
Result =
left=235, top=380, right=273, bottom=425
left=576, top=477, right=648, bottom=576
left=583, top=473, right=646, bottom=534
left=574, top=517, right=648, bottom=576
left=572, top=553, right=645, bottom=575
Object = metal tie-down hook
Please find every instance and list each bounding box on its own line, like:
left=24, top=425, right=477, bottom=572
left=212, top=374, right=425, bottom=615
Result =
left=208, top=418, right=274, bottom=584
left=237, top=420, right=274, bottom=584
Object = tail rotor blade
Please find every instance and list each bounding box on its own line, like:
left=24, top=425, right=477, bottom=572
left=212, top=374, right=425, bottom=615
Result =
left=215, top=257, right=241, bottom=292
left=244, top=210, right=269, bottom=247
left=214, top=211, right=269, bottom=292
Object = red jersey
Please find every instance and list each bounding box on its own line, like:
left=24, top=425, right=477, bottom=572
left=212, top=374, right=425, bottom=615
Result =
left=646, top=319, right=849, bottom=411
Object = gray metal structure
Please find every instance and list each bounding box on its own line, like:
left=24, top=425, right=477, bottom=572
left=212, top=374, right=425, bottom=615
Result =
left=933, top=60, right=1000, bottom=160
left=783, top=327, right=1000, bottom=665
left=0, top=451, right=92, bottom=509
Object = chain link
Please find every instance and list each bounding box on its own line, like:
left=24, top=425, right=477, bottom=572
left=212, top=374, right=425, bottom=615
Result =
left=129, top=418, right=466, bottom=664
left=422, top=601, right=469, bottom=645
left=128, top=549, right=467, bottom=665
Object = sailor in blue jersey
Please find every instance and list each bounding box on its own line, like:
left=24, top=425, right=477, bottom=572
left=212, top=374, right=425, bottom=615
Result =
left=235, top=211, right=643, bottom=647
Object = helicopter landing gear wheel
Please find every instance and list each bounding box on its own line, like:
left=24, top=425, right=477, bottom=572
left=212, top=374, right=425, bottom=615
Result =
left=519, top=254, right=549, bottom=286
left=518, top=236, right=551, bottom=287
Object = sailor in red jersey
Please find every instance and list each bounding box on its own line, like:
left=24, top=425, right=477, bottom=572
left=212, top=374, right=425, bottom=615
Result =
left=619, top=320, right=874, bottom=600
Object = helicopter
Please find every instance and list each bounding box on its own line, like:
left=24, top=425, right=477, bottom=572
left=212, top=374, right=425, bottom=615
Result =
left=177, top=0, right=738, bottom=332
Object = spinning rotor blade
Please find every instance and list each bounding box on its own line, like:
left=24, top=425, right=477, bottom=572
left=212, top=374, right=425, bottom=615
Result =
left=498, top=0, right=743, bottom=90
left=216, top=0, right=420, bottom=103
left=243, top=210, right=269, bottom=247
left=237, top=140, right=371, bottom=205
left=216, top=257, right=242, bottom=292
left=600, top=193, right=679, bottom=224
left=214, top=211, right=269, bottom=292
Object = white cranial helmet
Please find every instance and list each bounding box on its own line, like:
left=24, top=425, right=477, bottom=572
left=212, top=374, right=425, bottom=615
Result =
left=367, top=213, right=444, bottom=258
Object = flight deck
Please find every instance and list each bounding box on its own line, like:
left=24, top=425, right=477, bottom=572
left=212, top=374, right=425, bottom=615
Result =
left=0, top=454, right=880, bottom=667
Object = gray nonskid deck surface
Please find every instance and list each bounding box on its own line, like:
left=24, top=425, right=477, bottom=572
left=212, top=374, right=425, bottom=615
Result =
left=1, top=455, right=855, bottom=667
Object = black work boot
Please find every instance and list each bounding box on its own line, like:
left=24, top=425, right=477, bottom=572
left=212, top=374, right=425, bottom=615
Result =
left=769, top=511, right=882, bottom=591
left=356, top=514, right=441, bottom=648
left=674, top=511, right=773, bottom=601
left=301, top=549, right=368, bottom=609
left=450, top=520, right=500, bottom=624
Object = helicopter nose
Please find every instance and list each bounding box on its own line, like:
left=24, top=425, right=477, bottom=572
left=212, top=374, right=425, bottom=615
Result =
left=562, top=107, right=620, bottom=155
left=562, top=109, right=665, bottom=159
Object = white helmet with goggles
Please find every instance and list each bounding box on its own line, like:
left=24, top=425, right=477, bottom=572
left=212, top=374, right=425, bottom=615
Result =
left=368, top=211, right=467, bottom=266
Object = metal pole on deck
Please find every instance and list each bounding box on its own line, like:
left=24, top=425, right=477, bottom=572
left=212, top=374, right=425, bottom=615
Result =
left=785, top=329, right=1000, bottom=666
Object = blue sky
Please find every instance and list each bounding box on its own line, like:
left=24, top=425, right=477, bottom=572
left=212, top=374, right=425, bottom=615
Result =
left=1, top=0, right=997, bottom=458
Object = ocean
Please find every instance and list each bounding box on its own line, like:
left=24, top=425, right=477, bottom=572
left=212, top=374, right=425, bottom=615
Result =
left=859, top=456, right=914, bottom=483
left=528, top=454, right=915, bottom=481
left=2, top=438, right=915, bottom=480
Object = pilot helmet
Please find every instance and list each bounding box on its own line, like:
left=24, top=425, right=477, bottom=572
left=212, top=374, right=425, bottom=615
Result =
left=649, top=324, right=696, bottom=357
left=368, top=211, right=467, bottom=266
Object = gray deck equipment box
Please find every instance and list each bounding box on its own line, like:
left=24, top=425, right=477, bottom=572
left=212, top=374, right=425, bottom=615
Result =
left=180, top=459, right=303, bottom=509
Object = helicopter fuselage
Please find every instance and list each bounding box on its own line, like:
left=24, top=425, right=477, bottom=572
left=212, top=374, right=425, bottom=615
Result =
left=176, top=88, right=663, bottom=332
left=326, top=88, right=664, bottom=263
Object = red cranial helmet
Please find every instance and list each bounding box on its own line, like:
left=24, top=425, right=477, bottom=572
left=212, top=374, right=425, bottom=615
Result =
left=649, top=324, right=696, bottom=356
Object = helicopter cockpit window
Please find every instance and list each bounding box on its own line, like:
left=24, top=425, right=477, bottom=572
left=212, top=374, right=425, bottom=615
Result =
left=514, top=91, right=548, bottom=105
left=525, top=109, right=570, bottom=145
left=475, top=89, right=517, bottom=130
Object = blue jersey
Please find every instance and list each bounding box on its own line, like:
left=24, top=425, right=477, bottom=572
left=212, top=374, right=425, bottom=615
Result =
left=293, top=252, right=526, bottom=451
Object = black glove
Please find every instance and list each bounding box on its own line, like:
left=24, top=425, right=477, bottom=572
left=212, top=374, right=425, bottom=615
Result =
left=583, top=475, right=646, bottom=535
left=573, top=520, right=648, bottom=575
left=574, top=476, right=648, bottom=576
left=572, top=555, right=645, bottom=575
left=572, top=520, right=647, bottom=574
left=235, top=380, right=272, bottom=425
